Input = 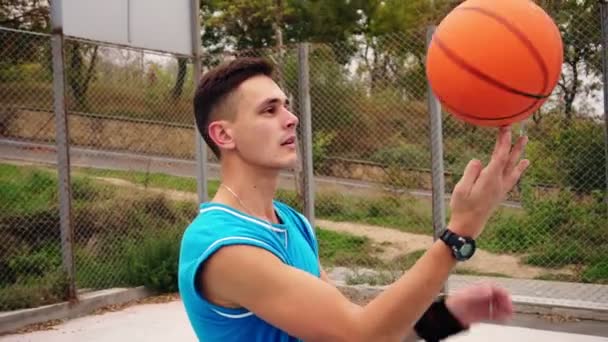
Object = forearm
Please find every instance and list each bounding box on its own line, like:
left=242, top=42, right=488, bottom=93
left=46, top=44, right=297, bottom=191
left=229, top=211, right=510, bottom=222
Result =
left=358, top=238, right=457, bottom=340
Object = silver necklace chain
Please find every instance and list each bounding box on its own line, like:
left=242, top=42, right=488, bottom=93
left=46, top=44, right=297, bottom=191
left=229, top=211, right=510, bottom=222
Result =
left=220, top=183, right=272, bottom=223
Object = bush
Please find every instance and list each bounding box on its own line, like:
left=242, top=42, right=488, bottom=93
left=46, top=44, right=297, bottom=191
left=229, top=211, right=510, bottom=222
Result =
left=0, top=245, right=67, bottom=311
left=481, top=214, right=541, bottom=254
left=369, top=143, right=429, bottom=168
left=554, top=121, right=606, bottom=193
left=524, top=241, right=590, bottom=268
left=312, top=131, right=335, bottom=173
left=525, top=118, right=606, bottom=193
left=482, top=186, right=608, bottom=269
left=315, top=192, right=349, bottom=217
left=8, top=244, right=62, bottom=280
left=0, top=269, right=68, bottom=311
left=123, top=228, right=182, bottom=293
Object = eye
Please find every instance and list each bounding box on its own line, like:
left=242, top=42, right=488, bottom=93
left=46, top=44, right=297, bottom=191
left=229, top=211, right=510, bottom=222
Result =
left=264, top=106, right=276, bottom=114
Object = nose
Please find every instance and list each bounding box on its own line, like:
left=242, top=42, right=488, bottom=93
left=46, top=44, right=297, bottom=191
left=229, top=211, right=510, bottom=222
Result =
left=284, top=108, right=299, bottom=129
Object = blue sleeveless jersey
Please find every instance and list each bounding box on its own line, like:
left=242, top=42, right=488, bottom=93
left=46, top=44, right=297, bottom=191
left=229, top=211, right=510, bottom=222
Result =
left=178, top=201, right=321, bottom=341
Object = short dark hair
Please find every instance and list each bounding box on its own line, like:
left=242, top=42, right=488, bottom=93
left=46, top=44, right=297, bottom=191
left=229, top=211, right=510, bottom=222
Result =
left=193, top=57, right=275, bottom=158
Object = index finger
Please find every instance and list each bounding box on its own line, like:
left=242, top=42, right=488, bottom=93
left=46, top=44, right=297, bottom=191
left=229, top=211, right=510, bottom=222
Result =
left=488, top=125, right=512, bottom=172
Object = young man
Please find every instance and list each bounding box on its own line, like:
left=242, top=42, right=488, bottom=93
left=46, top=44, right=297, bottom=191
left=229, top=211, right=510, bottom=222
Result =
left=178, top=57, right=529, bottom=342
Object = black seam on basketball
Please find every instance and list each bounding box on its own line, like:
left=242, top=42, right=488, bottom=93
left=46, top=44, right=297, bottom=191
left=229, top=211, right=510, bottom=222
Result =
left=457, top=6, right=550, bottom=95
left=433, top=6, right=551, bottom=100
left=430, top=76, right=540, bottom=121
left=434, top=37, right=548, bottom=100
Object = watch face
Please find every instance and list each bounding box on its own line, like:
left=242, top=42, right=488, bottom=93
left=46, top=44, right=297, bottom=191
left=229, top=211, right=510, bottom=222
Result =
left=460, top=244, right=474, bottom=257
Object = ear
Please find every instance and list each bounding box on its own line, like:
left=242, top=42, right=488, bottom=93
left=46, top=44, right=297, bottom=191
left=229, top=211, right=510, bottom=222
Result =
left=208, top=121, right=236, bottom=151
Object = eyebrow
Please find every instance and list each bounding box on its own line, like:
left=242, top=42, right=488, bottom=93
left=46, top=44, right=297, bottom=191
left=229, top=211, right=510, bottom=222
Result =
left=256, top=97, right=290, bottom=111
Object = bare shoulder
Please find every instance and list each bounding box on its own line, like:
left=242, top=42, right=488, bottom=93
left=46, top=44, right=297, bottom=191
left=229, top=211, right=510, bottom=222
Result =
left=198, top=244, right=274, bottom=308
left=197, top=244, right=364, bottom=341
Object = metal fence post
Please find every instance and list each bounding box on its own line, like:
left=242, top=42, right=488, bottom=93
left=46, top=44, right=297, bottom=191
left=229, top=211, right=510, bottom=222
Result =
left=426, top=26, right=446, bottom=240
left=600, top=0, right=608, bottom=206
left=426, top=26, right=447, bottom=294
left=297, top=43, right=315, bottom=225
left=50, top=0, right=77, bottom=302
left=191, top=0, right=207, bottom=203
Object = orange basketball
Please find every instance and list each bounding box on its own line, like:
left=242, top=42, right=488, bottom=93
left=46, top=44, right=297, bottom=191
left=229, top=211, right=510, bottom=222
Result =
left=426, top=0, right=563, bottom=127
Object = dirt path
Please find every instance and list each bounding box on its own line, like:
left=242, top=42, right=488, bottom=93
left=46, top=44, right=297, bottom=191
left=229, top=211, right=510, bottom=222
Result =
left=316, top=220, right=574, bottom=279
left=92, top=177, right=573, bottom=279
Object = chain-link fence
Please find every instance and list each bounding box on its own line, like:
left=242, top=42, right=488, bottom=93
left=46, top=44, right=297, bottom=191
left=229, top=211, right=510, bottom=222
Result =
left=0, top=28, right=66, bottom=311
left=298, top=31, right=436, bottom=283
left=0, top=27, right=203, bottom=311
left=1, top=2, right=607, bottom=314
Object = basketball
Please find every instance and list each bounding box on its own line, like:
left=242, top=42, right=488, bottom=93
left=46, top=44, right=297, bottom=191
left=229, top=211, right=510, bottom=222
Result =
left=426, top=0, right=564, bottom=127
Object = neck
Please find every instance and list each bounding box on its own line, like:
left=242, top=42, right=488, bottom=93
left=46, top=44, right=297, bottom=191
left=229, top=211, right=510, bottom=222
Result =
left=214, top=156, right=280, bottom=223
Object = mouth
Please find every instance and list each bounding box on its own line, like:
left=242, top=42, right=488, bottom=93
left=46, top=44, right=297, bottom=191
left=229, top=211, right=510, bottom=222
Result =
left=281, top=136, right=296, bottom=147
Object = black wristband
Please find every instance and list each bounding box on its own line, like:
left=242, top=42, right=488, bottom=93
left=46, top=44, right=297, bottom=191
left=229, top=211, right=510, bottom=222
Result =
left=413, top=297, right=468, bottom=342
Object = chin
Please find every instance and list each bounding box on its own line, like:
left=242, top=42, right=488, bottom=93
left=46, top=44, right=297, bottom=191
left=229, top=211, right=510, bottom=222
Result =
left=276, top=154, right=299, bottom=170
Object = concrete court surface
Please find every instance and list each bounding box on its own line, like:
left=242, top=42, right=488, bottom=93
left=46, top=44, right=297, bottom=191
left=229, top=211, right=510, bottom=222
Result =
left=1, top=301, right=607, bottom=342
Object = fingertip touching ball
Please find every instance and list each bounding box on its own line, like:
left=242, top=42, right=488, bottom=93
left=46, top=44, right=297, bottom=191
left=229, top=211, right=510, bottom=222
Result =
left=426, top=0, right=563, bottom=127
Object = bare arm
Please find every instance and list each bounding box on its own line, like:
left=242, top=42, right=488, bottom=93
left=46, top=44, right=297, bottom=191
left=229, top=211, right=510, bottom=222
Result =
left=201, top=238, right=457, bottom=342
left=319, top=264, right=418, bottom=342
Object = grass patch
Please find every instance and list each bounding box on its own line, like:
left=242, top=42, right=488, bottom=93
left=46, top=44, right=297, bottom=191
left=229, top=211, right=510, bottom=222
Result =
left=0, top=164, right=58, bottom=217
left=582, top=261, right=608, bottom=284
left=74, top=166, right=220, bottom=196
left=315, top=192, right=433, bottom=234
left=316, top=227, right=382, bottom=268
left=0, top=163, right=197, bottom=310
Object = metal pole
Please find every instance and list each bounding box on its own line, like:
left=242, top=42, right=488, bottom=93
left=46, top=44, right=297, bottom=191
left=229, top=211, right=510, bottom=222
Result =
left=426, top=26, right=447, bottom=295
left=50, top=0, right=77, bottom=302
left=517, top=121, right=527, bottom=196
left=298, top=43, right=315, bottom=224
left=426, top=26, right=446, bottom=241
left=600, top=1, right=608, bottom=206
left=192, top=0, right=207, bottom=203
left=274, top=0, right=285, bottom=90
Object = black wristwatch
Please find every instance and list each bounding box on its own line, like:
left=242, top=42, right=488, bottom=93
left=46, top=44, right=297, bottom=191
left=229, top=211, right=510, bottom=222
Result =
left=439, top=229, right=476, bottom=261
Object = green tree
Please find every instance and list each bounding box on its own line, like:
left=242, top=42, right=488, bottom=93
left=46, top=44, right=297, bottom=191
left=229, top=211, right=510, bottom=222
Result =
left=535, top=0, right=602, bottom=121
left=350, top=0, right=435, bottom=95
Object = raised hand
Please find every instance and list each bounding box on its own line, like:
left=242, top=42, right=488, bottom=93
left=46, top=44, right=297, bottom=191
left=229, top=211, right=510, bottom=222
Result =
left=448, top=126, right=529, bottom=238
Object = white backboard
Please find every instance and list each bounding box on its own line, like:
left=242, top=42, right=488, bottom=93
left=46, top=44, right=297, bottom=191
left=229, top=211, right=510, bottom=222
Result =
left=61, top=0, right=193, bottom=55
